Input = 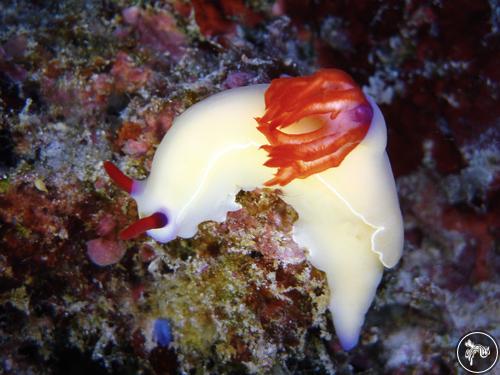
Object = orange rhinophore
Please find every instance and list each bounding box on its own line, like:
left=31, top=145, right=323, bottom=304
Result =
left=256, top=69, right=373, bottom=186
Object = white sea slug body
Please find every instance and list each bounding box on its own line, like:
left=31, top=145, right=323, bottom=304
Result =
left=104, top=69, right=404, bottom=350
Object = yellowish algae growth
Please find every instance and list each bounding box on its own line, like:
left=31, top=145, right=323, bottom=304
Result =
left=145, top=190, right=330, bottom=373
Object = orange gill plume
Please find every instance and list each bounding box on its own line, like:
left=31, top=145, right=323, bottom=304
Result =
left=256, top=69, right=373, bottom=186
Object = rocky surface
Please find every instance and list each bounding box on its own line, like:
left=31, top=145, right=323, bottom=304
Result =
left=0, top=0, right=498, bottom=374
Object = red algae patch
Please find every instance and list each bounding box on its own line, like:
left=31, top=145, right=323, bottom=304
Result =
left=86, top=238, right=126, bottom=266
left=117, top=122, right=143, bottom=146
left=191, top=0, right=263, bottom=37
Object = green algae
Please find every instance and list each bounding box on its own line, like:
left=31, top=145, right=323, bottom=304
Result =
left=0, top=178, right=9, bottom=194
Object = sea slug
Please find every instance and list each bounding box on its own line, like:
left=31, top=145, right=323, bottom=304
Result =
left=104, top=69, right=404, bottom=350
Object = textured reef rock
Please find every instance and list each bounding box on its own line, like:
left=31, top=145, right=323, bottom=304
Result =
left=0, top=0, right=498, bottom=374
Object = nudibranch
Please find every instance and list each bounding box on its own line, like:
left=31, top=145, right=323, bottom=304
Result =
left=104, top=69, right=404, bottom=350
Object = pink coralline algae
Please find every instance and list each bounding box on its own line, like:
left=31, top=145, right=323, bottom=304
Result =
left=144, top=105, right=178, bottom=140
left=83, top=52, right=151, bottom=109
left=87, top=211, right=129, bottom=266
left=217, top=190, right=306, bottom=264
left=96, top=214, right=117, bottom=237
left=223, top=71, right=255, bottom=89
left=86, top=238, right=126, bottom=267
left=122, top=139, right=149, bottom=157
left=111, top=52, right=152, bottom=93
left=0, top=36, right=28, bottom=82
left=114, top=104, right=180, bottom=158
left=120, top=6, right=186, bottom=60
